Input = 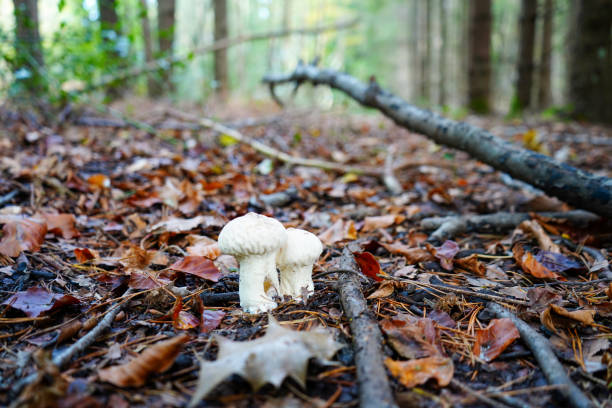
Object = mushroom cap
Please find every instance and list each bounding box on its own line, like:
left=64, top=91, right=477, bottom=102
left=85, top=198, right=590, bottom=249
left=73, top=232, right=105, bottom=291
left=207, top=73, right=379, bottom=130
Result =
left=277, top=228, right=323, bottom=267
left=218, top=212, right=287, bottom=258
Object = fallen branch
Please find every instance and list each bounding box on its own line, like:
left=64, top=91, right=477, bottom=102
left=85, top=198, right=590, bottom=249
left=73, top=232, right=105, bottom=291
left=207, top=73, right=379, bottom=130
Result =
left=337, top=246, right=398, bottom=408
left=450, top=378, right=514, bottom=408
left=12, top=289, right=133, bottom=395
left=75, top=18, right=359, bottom=93
left=420, top=210, right=599, bottom=243
left=262, top=64, right=612, bottom=218
left=200, top=291, right=239, bottom=306
left=487, top=303, right=594, bottom=408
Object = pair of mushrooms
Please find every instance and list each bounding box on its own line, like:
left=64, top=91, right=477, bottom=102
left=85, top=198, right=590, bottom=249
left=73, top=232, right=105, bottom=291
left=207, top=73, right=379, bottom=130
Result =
left=218, top=212, right=323, bottom=314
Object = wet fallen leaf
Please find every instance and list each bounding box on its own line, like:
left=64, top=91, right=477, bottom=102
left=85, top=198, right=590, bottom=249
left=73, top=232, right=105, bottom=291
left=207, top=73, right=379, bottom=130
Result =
left=318, top=219, right=356, bottom=246
left=361, top=215, right=404, bottom=232
left=189, top=316, right=341, bottom=407
left=353, top=251, right=383, bottom=281
left=40, top=213, right=79, bottom=239
left=380, top=242, right=434, bottom=263
left=541, top=304, right=595, bottom=334
left=513, top=244, right=562, bottom=280
left=0, top=215, right=47, bottom=257
left=3, top=287, right=80, bottom=317
left=170, top=256, right=222, bottom=282
left=201, top=309, right=226, bottom=333
left=473, top=318, right=520, bottom=362
left=385, top=356, right=453, bottom=388
left=98, top=334, right=189, bottom=387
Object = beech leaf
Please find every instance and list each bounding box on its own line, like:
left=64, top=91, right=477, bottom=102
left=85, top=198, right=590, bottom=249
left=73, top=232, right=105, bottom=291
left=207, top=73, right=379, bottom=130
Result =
left=189, top=316, right=341, bottom=407
left=385, top=356, right=454, bottom=388
left=473, top=318, right=520, bottom=362
left=3, top=287, right=80, bottom=317
left=353, top=251, right=383, bottom=281
left=380, top=242, right=434, bottom=264
left=170, top=256, right=222, bottom=282
left=0, top=215, right=47, bottom=257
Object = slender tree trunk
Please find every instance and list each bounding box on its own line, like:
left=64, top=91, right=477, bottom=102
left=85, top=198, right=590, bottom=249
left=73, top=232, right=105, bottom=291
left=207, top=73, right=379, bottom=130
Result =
left=156, top=0, right=175, bottom=95
left=568, top=0, right=612, bottom=123
left=213, top=0, right=229, bottom=99
left=98, top=0, right=123, bottom=98
left=467, top=0, right=492, bottom=113
left=537, top=0, right=553, bottom=109
left=515, top=0, right=537, bottom=112
left=99, top=0, right=119, bottom=34
left=140, top=0, right=158, bottom=96
left=411, top=0, right=420, bottom=102
left=12, top=0, right=44, bottom=92
left=439, top=0, right=447, bottom=106
left=421, top=0, right=431, bottom=105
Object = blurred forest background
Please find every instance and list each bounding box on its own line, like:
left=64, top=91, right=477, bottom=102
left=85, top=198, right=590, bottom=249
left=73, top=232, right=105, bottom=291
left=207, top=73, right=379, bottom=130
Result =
left=1, top=0, right=611, bottom=123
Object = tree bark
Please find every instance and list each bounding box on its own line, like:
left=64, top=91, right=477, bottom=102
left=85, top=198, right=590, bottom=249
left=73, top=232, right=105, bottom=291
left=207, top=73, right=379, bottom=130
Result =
left=467, top=0, right=492, bottom=113
left=140, top=0, right=158, bottom=96
left=12, top=0, right=44, bottom=92
left=537, top=0, right=553, bottom=109
left=98, top=0, right=123, bottom=98
left=213, top=0, right=229, bottom=99
left=568, top=0, right=612, bottom=124
left=515, top=0, right=537, bottom=112
left=439, top=0, right=447, bottom=106
left=262, top=64, right=612, bottom=218
left=156, top=0, right=175, bottom=95
left=421, top=0, right=431, bottom=105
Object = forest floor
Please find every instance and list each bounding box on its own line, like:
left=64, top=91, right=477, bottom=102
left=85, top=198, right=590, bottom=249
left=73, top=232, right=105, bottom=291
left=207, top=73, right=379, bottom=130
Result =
left=0, top=99, right=611, bottom=408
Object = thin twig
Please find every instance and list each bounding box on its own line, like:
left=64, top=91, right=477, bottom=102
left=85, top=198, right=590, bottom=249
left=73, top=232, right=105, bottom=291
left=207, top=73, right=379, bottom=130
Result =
left=450, top=378, right=512, bottom=408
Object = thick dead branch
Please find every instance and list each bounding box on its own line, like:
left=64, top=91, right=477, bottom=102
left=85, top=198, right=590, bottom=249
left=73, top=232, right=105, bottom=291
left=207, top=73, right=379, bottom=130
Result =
left=262, top=65, right=612, bottom=218
left=487, top=303, right=594, bottom=408
left=337, top=246, right=398, bottom=408
left=75, top=18, right=358, bottom=93
left=420, top=210, right=599, bottom=243
left=200, top=291, right=239, bottom=306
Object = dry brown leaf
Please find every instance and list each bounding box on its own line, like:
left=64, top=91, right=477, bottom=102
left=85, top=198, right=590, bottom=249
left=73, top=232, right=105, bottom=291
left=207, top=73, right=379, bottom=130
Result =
left=189, top=316, right=341, bottom=407
left=40, top=213, right=79, bottom=239
left=513, top=244, right=561, bottom=280
left=380, top=242, right=434, bottom=264
left=0, top=215, right=47, bottom=257
left=148, top=215, right=226, bottom=234
left=367, top=281, right=396, bottom=299
left=98, top=334, right=189, bottom=387
left=186, top=235, right=221, bottom=259
left=541, top=304, right=595, bottom=335
left=473, top=318, right=520, bottom=362
left=517, top=220, right=560, bottom=253
left=318, top=219, right=356, bottom=246
left=381, top=314, right=443, bottom=359
left=454, top=254, right=486, bottom=276
left=361, top=215, right=405, bottom=232
left=385, top=356, right=453, bottom=388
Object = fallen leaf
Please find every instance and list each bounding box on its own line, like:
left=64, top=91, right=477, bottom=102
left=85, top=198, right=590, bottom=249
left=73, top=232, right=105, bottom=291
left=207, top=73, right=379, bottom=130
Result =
left=607, top=283, right=612, bottom=300
left=186, top=235, right=220, bottom=259
left=189, top=316, right=341, bottom=407
left=385, top=356, right=453, bottom=388
left=361, top=215, right=404, bottom=232
left=318, top=219, right=356, bottom=246
left=40, top=213, right=79, bottom=239
left=380, top=242, right=434, bottom=263
left=170, top=256, right=222, bottom=282
left=541, top=304, right=595, bottom=334
left=98, top=334, right=189, bottom=387
left=473, top=318, right=520, bottom=362
left=428, top=310, right=457, bottom=329
left=148, top=215, right=226, bottom=234
left=454, top=254, right=486, bottom=276
left=3, top=287, right=80, bottom=317
left=534, top=251, right=584, bottom=274
left=381, top=314, right=443, bottom=359
left=527, top=287, right=564, bottom=313
left=0, top=215, right=47, bottom=257
left=498, top=286, right=529, bottom=301
left=513, top=244, right=562, bottom=280
left=430, top=240, right=459, bottom=271
left=201, top=309, right=225, bottom=333
left=517, top=220, right=560, bottom=253
left=367, top=281, right=395, bottom=299
left=353, top=251, right=383, bottom=281
left=87, top=173, right=110, bottom=190
left=172, top=298, right=200, bottom=330
left=128, top=271, right=171, bottom=290
left=74, top=248, right=99, bottom=263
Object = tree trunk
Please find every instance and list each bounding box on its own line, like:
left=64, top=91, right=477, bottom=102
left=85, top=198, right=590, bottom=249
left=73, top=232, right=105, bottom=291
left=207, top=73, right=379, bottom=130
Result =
left=439, top=0, right=447, bottom=106
left=12, top=0, right=44, bottom=92
left=568, top=0, right=612, bottom=124
left=467, top=0, right=492, bottom=113
left=411, top=0, right=420, bottom=102
left=99, top=0, right=119, bottom=33
left=140, top=0, right=158, bottom=96
left=156, top=0, right=175, bottom=95
left=515, top=0, right=537, bottom=112
left=98, top=0, right=123, bottom=98
left=263, top=65, right=612, bottom=218
left=213, top=0, right=229, bottom=99
left=421, top=0, right=431, bottom=105
left=537, top=0, right=553, bottom=109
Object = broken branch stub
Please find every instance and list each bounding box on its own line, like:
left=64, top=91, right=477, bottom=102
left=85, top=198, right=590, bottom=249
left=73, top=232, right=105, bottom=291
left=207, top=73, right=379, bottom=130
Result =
left=262, top=65, right=612, bottom=218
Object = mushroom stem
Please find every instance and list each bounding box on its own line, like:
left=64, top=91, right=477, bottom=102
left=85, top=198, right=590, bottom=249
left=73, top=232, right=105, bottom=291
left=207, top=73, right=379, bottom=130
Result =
left=238, top=254, right=278, bottom=313
left=279, top=265, right=314, bottom=300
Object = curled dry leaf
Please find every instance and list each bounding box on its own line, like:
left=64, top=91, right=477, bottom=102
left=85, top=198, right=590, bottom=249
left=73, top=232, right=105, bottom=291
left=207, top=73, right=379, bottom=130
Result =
left=473, top=318, right=520, bottom=362
left=428, top=240, right=459, bottom=271
left=367, top=281, right=396, bottom=299
left=385, top=356, right=453, bottom=388
left=98, top=334, right=189, bottom=387
left=74, top=247, right=99, bottom=263
left=0, top=215, right=47, bottom=257
left=318, top=219, right=356, bottom=246
left=517, top=220, right=560, bottom=253
left=353, top=251, right=383, bottom=282
left=541, top=304, right=595, bottom=335
left=380, top=242, right=434, bottom=264
left=170, top=256, right=222, bottom=282
left=3, top=287, right=80, bottom=317
left=361, top=214, right=405, bottom=232
left=189, top=316, right=341, bottom=407
left=513, top=244, right=562, bottom=280
left=454, top=254, right=486, bottom=276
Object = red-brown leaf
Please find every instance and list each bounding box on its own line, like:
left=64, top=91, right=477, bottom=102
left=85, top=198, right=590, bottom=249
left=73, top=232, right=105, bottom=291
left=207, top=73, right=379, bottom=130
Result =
left=74, top=247, right=99, bottom=263
left=0, top=215, right=47, bottom=257
left=380, top=242, right=434, bottom=264
left=201, top=309, right=225, bottom=333
left=473, top=318, right=520, bottom=362
left=3, top=287, right=80, bottom=317
left=172, top=297, right=200, bottom=330
left=385, top=356, right=454, bottom=387
left=513, top=244, right=562, bottom=280
left=40, top=213, right=79, bottom=239
left=352, top=251, right=383, bottom=281
left=170, top=256, right=222, bottom=282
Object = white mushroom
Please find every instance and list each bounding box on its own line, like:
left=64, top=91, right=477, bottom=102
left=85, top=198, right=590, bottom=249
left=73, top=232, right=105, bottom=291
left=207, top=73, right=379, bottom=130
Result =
left=217, top=212, right=287, bottom=314
left=277, top=228, right=323, bottom=300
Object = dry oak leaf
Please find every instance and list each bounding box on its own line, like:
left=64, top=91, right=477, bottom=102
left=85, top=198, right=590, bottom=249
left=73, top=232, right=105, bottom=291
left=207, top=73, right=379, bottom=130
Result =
left=541, top=304, right=595, bottom=335
left=473, top=318, right=520, bottom=362
left=385, top=356, right=453, bottom=388
left=98, top=334, right=189, bottom=387
left=189, top=316, right=341, bottom=407
left=0, top=215, right=47, bottom=257
left=318, top=219, right=356, bottom=246
left=380, top=242, right=434, bottom=264
left=361, top=214, right=405, bottom=232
